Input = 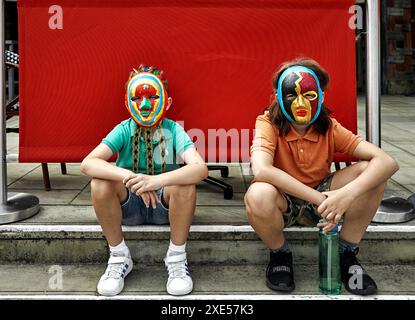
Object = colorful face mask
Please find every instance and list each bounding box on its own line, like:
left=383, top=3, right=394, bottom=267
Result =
left=125, top=72, right=168, bottom=127
left=277, top=66, right=323, bottom=126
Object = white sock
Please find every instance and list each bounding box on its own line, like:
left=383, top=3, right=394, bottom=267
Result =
left=109, top=239, right=129, bottom=257
left=167, top=240, right=186, bottom=256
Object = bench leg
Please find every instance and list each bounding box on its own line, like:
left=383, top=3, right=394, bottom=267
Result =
left=203, top=176, right=233, bottom=200
left=60, top=163, right=67, bottom=175
left=41, top=163, right=51, bottom=191
left=335, top=162, right=341, bottom=171
left=206, top=165, right=229, bottom=178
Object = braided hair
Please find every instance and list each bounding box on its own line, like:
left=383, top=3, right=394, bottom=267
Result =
left=128, top=64, right=168, bottom=175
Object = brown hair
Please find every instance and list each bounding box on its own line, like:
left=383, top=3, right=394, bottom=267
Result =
left=125, top=64, right=169, bottom=93
left=267, top=57, right=331, bottom=136
left=126, top=64, right=168, bottom=175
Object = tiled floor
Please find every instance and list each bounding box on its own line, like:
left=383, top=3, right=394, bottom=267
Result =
left=5, top=95, right=415, bottom=210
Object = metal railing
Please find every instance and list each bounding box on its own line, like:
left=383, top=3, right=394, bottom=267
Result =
left=0, top=0, right=39, bottom=223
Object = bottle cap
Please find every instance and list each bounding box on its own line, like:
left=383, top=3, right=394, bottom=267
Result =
left=318, top=219, right=339, bottom=233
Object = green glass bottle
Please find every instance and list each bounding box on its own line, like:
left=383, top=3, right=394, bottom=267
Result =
left=318, top=220, right=342, bottom=295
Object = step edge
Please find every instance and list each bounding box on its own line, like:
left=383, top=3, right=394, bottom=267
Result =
left=1, top=224, right=415, bottom=233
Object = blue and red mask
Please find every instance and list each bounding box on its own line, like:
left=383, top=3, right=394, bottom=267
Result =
left=277, top=66, right=323, bottom=126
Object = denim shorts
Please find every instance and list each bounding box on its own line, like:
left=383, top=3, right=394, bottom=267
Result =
left=121, top=187, right=169, bottom=226
left=282, top=173, right=335, bottom=228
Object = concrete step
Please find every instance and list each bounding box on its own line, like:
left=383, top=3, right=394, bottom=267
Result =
left=1, top=214, right=415, bottom=264
left=1, top=205, right=415, bottom=264
left=0, top=263, right=414, bottom=300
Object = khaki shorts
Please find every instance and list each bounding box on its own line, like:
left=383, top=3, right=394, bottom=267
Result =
left=282, top=173, right=335, bottom=228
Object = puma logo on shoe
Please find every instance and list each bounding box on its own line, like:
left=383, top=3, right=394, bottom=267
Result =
left=272, top=266, right=291, bottom=273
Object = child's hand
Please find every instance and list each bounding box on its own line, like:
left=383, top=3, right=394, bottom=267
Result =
left=317, top=187, right=356, bottom=226
left=317, top=219, right=337, bottom=233
left=140, top=191, right=161, bottom=209
left=123, top=173, right=164, bottom=195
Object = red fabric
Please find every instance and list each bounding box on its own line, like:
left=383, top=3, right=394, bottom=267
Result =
left=18, top=0, right=357, bottom=163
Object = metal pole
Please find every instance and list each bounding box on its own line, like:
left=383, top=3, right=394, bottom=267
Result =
left=7, top=41, right=15, bottom=101
left=366, top=0, right=415, bottom=223
left=380, top=0, right=388, bottom=94
left=365, top=0, right=381, bottom=147
left=0, top=0, right=39, bottom=224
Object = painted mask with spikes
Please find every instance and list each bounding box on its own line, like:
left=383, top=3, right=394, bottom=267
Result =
left=125, top=68, right=168, bottom=127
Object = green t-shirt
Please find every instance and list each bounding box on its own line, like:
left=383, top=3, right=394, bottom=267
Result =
left=102, top=118, right=194, bottom=174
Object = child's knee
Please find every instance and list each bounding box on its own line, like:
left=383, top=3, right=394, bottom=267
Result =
left=169, top=184, right=196, bottom=200
left=372, top=180, right=386, bottom=195
left=245, top=183, right=280, bottom=215
left=91, top=178, right=117, bottom=199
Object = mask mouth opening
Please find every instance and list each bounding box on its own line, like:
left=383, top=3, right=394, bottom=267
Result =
left=295, top=109, right=308, bottom=117
left=138, top=104, right=154, bottom=117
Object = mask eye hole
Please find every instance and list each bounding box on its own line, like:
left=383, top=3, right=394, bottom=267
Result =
left=285, top=93, right=296, bottom=99
left=303, top=91, right=318, bottom=101
left=149, top=95, right=160, bottom=100
left=131, top=96, right=141, bottom=102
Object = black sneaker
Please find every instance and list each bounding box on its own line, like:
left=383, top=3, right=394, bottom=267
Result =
left=266, top=250, right=295, bottom=292
left=340, top=248, right=377, bottom=295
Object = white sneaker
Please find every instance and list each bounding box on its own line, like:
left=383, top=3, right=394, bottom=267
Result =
left=97, top=253, right=133, bottom=296
left=164, top=252, right=193, bottom=296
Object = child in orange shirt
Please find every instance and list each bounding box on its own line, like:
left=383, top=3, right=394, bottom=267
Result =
left=246, top=58, right=399, bottom=295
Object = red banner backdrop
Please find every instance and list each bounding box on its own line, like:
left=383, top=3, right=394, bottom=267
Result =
left=18, top=0, right=357, bottom=162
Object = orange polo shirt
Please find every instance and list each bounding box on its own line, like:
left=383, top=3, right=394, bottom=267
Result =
left=250, top=112, right=363, bottom=188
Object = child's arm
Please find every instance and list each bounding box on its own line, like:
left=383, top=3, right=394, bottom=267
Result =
left=251, top=150, right=327, bottom=206
left=318, top=140, right=399, bottom=224
left=124, top=148, right=208, bottom=195
left=81, top=143, right=161, bottom=208
left=344, top=140, right=398, bottom=193
left=80, top=143, right=133, bottom=181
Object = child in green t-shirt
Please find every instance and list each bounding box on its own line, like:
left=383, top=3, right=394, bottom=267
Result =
left=81, top=65, right=208, bottom=296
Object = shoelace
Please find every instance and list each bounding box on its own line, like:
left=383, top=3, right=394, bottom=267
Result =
left=166, top=261, right=188, bottom=278
left=105, top=263, right=125, bottom=279
left=164, top=252, right=189, bottom=279
left=104, top=255, right=129, bottom=280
